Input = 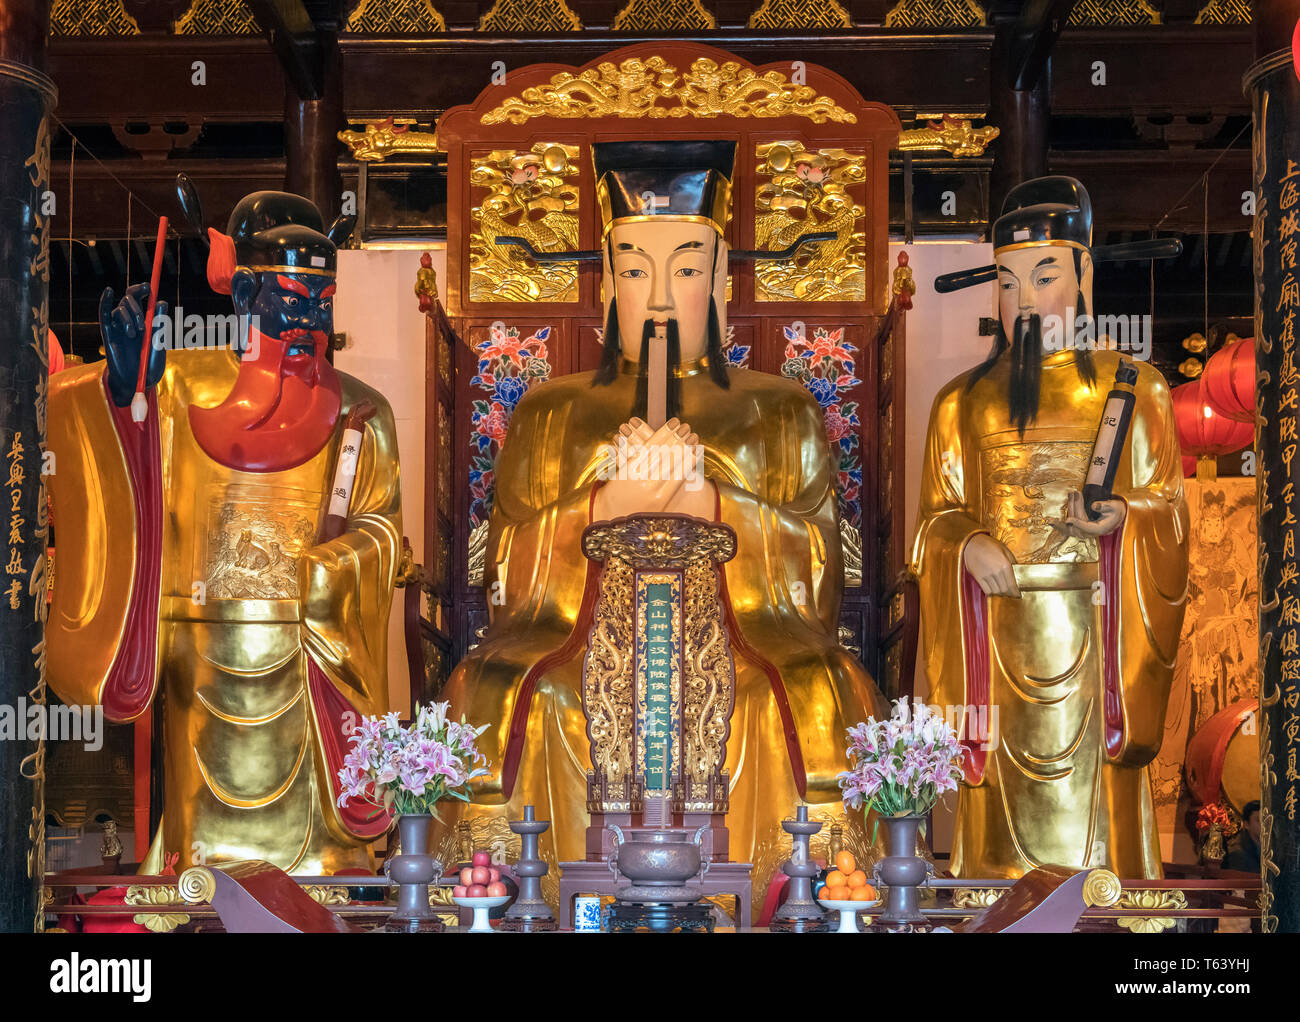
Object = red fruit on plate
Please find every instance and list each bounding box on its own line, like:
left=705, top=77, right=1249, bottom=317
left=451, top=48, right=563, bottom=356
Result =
left=487, top=866, right=501, bottom=884
left=459, top=867, right=474, bottom=886
left=470, top=866, right=491, bottom=886
left=486, top=881, right=508, bottom=898
left=452, top=885, right=468, bottom=898
left=472, top=851, right=491, bottom=868
left=466, top=884, right=487, bottom=898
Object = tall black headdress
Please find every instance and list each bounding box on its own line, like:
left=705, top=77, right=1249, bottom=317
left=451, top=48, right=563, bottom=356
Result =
left=173, top=173, right=356, bottom=295
left=934, top=175, right=1181, bottom=293
left=592, top=139, right=736, bottom=240
left=224, top=191, right=338, bottom=277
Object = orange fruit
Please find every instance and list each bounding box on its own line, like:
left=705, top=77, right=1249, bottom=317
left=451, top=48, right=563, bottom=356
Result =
left=858, top=884, right=877, bottom=900
left=817, top=886, right=837, bottom=902
left=825, top=870, right=846, bottom=888
left=835, top=850, right=856, bottom=874
left=848, top=886, right=873, bottom=903
left=821, top=884, right=849, bottom=902
left=847, top=869, right=867, bottom=888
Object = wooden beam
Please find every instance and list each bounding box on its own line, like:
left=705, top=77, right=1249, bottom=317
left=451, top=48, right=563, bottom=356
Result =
left=47, top=157, right=358, bottom=237
left=338, top=32, right=994, bottom=117
left=1052, top=29, right=1253, bottom=117
left=1050, top=148, right=1252, bottom=233
left=246, top=0, right=323, bottom=100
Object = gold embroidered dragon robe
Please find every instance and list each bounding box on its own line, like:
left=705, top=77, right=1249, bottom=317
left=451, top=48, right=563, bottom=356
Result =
left=440, top=359, right=886, bottom=890
left=913, top=348, right=1188, bottom=879
left=47, top=349, right=401, bottom=874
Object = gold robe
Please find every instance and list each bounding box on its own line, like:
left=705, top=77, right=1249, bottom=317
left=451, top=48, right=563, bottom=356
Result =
left=47, top=350, right=402, bottom=874
left=913, top=348, right=1188, bottom=879
left=441, top=360, right=885, bottom=899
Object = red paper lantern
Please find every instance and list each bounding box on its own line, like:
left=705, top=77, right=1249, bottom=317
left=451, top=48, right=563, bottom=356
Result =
left=1201, top=336, right=1255, bottom=423
left=1172, top=378, right=1253, bottom=478
left=1294, top=17, right=1300, bottom=83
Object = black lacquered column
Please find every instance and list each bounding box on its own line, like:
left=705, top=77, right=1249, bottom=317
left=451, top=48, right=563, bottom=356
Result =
left=1248, top=0, right=1300, bottom=934
left=0, top=0, right=55, bottom=933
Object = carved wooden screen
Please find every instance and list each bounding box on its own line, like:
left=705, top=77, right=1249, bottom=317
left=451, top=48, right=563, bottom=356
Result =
left=436, top=41, right=910, bottom=692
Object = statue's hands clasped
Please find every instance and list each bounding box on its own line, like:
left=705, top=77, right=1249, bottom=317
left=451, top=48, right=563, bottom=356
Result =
left=963, top=533, right=1021, bottom=598
left=1053, top=490, right=1127, bottom=539
left=592, top=416, right=715, bottom=521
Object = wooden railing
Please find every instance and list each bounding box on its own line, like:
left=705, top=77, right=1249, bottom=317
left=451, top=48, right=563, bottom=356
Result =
left=43, top=870, right=466, bottom=933
left=923, top=872, right=1261, bottom=932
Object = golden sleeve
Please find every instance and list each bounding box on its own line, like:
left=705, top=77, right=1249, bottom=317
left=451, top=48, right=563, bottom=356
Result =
left=1108, top=365, right=1190, bottom=765
left=715, top=387, right=845, bottom=644
left=298, top=391, right=403, bottom=717
left=442, top=391, right=594, bottom=799
left=46, top=363, right=150, bottom=717
left=911, top=381, right=989, bottom=719
left=483, top=392, right=594, bottom=639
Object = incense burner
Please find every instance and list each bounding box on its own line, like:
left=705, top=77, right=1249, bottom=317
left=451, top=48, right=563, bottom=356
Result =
left=607, top=824, right=709, bottom=886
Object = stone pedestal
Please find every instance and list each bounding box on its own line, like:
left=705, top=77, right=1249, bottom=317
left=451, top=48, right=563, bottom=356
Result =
left=557, top=859, right=753, bottom=930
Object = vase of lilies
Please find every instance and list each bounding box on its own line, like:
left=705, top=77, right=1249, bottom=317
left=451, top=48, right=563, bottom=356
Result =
left=838, top=698, right=964, bottom=927
left=336, top=702, right=489, bottom=933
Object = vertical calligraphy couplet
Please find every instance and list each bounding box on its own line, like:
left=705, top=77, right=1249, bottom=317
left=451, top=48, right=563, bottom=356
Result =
left=0, top=51, right=56, bottom=933
left=1248, top=40, right=1300, bottom=933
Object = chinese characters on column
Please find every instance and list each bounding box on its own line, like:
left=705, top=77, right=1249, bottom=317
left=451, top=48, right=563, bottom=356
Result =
left=6, top=433, right=24, bottom=611
left=1250, top=54, right=1300, bottom=931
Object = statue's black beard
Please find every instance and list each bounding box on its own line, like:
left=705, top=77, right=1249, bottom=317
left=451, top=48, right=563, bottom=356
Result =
left=966, top=289, right=1097, bottom=436
left=592, top=295, right=730, bottom=420
left=633, top=318, right=682, bottom=421
left=1009, top=313, right=1043, bottom=436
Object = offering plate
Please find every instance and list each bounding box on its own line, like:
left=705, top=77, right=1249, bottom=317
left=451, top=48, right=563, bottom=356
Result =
left=452, top=894, right=511, bottom=933
left=818, top=898, right=881, bottom=934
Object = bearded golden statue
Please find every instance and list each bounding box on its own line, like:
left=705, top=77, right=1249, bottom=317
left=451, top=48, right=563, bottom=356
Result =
left=916, top=177, right=1188, bottom=879
left=440, top=140, right=885, bottom=895
left=47, top=192, right=401, bottom=875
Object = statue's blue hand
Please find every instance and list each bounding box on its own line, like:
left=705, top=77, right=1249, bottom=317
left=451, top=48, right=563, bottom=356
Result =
left=100, top=283, right=167, bottom=408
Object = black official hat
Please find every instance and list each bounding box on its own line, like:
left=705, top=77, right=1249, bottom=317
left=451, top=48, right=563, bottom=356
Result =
left=226, top=190, right=336, bottom=277
left=591, top=139, right=735, bottom=240
left=992, top=175, right=1093, bottom=255
left=934, top=174, right=1181, bottom=294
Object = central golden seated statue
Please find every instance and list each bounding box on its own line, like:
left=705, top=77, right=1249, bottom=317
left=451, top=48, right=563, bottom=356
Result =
left=439, top=140, right=885, bottom=896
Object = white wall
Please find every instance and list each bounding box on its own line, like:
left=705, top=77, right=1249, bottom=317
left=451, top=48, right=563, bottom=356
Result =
left=890, top=239, right=994, bottom=856
left=335, top=246, right=446, bottom=714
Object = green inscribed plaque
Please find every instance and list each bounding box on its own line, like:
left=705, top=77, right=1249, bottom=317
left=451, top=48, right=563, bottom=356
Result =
left=639, top=579, right=677, bottom=792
